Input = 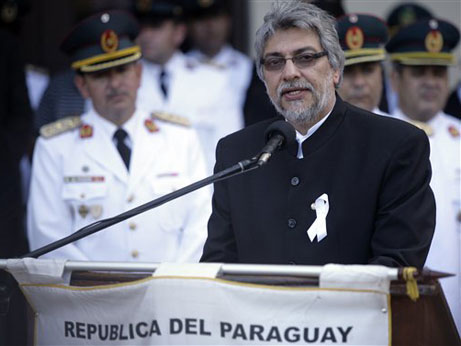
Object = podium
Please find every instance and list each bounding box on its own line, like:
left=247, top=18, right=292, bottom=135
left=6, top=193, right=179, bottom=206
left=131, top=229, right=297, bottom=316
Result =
left=1, top=262, right=459, bottom=345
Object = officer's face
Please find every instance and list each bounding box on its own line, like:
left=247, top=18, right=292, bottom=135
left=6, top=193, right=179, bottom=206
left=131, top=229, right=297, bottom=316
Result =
left=391, top=65, right=449, bottom=122
left=338, top=62, right=383, bottom=112
left=189, top=14, right=231, bottom=57
left=137, top=20, right=186, bottom=65
left=74, top=62, right=142, bottom=125
left=262, top=28, right=340, bottom=134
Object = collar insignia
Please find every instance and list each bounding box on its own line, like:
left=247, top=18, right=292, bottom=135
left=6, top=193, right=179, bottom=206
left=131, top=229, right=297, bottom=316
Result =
left=79, top=124, right=93, bottom=138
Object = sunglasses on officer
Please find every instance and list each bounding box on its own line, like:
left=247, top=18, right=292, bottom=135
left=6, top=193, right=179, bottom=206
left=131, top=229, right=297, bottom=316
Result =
left=261, top=51, right=328, bottom=72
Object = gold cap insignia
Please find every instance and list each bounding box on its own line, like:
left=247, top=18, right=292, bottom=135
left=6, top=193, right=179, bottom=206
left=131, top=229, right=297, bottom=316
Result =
left=80, top=124, right=93, bottom=139
left=1, top=2, right=17, bottom=23
left=144, top=119, right=159, bottom=133
left=136, top=0, right=152, bottom=13
left=346, top=26, right=364, bottom=50
left=425, top=30, right=444, bottom=53
left=448, top=125, right=460, bottom=138
left=101, top=29, right=119, bottom=53
left=199, top=0, right=214, bottom=8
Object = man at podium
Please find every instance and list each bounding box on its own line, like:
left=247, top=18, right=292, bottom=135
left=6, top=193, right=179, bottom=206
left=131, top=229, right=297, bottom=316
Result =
left=201, top=1, right=436, bottom=268
left=27, top=10, right=211, bottom=263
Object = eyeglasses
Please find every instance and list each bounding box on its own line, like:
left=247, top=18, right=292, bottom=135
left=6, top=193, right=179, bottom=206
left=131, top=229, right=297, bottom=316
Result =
left=260, top=51, right=328, bottom=72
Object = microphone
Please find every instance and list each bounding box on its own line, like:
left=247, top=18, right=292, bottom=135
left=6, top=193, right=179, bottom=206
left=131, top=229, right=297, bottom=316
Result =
left=257, top=120, right=296, bottom=166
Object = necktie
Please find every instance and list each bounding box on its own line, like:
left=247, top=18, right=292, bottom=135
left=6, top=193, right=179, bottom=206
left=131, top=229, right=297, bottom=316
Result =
left=159, top=68, right=168, bottom=99
left=113, top=128, right=131, bottom=170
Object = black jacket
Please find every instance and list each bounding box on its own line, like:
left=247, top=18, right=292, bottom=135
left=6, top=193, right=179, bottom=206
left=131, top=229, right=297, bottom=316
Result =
left=201, top=96, right=435, bottom=268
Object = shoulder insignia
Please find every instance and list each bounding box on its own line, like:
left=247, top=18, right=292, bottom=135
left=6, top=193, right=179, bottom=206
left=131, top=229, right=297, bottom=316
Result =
left=408, top=120, right=433, bottom=137
left=40, top=115, right=82, bottom=138
left=151, top=112, right=191, bottom=127
left=448, top=125, right=460, bottom=138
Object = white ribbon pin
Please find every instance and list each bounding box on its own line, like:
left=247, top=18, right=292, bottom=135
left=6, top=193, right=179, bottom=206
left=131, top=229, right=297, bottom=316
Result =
left=306, top=193, right=329, bottom=242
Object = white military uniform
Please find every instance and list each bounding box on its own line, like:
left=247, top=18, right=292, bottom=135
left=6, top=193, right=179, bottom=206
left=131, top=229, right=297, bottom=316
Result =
left=393, top=108, right=461, bottom=332
left=137, top=51, right=243, bottom=172
left=28, top=107, right=211, bottom=263
left=187, top=44, right=253, bottom=110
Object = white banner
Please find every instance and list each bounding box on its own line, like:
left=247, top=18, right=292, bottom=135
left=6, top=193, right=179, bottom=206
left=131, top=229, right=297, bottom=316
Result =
left=14, top=263, right=391, bottom=346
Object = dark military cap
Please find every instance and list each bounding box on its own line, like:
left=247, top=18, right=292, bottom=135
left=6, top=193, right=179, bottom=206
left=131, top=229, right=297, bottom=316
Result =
left=61, top=10, right=141, bottom=73
left=386, top=18, right=460, bottom=66
left=386, top=3, right=432, bottom=37
left=133, top=0, right=184, bottom=23
left=337, top=14, right=388, bottom=66
left=182, top=0, right=230, bottom=20
left=311, top=0, right=345, bottom=19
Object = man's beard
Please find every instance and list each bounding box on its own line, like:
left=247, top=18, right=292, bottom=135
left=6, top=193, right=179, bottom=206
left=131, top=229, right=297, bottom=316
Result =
left=268, top=73, right=334, bottom=125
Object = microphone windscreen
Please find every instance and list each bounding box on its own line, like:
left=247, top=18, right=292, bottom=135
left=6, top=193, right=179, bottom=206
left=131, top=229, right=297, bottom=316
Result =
left=264, top=120, right=297, bottom=148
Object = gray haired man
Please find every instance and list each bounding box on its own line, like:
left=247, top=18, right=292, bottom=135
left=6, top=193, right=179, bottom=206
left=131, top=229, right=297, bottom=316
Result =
left=201, top=1, right=435, bottom=267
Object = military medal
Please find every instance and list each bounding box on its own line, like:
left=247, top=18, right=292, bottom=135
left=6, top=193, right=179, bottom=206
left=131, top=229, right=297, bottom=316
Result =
left=90, top=205, right=103, bottom=219
left=78, top=205, right=89, bottom=218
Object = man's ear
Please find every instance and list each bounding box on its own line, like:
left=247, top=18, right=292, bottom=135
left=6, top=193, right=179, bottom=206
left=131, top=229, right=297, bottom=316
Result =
left=74, top=73, right=90, bottom=99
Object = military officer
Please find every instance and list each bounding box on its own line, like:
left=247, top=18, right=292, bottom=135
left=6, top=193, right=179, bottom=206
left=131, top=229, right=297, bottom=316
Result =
left=337, top=13, right=389, bottom=115
left=133, top=0, right=241, bottom=172
left=27, top=10, right=211, bottom=263
left=183, top=0, right=278, bottom=128
left=387, top=19, right=461, bottom=333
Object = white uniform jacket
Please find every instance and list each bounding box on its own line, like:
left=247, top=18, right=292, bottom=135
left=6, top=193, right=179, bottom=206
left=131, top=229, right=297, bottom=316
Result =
left=137, top=52, right=243, bottom=172
left=28, top=108, right=212, bottom=263
left=187, top=45, right=253, bottom=109
left=393, top=109, right=461, bottom=332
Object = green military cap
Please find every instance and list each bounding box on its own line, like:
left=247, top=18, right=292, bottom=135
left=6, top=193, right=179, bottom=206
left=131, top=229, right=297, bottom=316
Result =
left=337, top=14, right=388, bottom=66
left=60, top=10, right=141, bottom=73
left=386, top=18, right=460, bottom=66
left=386, top=3, right=432, bottom=38
left=133, top=0, right=184, bottom=24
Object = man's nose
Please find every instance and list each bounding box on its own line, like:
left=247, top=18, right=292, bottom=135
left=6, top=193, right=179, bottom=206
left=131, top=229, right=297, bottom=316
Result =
left=107, top=71, right=123, bottom=88
left=281, top=58, right=302, bottom=80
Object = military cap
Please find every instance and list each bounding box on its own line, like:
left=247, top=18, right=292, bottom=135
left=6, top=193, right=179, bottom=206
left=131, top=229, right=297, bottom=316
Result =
left=337, top=14, right=388, bottom=66
left=386, top=18, right=460, bottom=66
left=182, top=0, right=230, bottom=20
left=133, top=0, right=184, bottom=23
left=60, top=10, right=141, bottom=73
left=386, top=3, right=432, bottom=37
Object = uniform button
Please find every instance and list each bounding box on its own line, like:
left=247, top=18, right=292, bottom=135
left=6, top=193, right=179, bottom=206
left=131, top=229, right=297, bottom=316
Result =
left=131, top=250, right=139, bottom=258
left=127, top=195, right=135, bottom=203
left=288, top=218, right=297, bottom=229
left=80, top=193, right=86, bottom=199
left=290, top=177, right=300, bottom=186
left=129, top=223, right=137, bottom=231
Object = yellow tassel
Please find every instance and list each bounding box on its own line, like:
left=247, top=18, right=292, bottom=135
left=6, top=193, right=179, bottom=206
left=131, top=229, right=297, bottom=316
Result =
left=403, top=267, right=419, bottom=301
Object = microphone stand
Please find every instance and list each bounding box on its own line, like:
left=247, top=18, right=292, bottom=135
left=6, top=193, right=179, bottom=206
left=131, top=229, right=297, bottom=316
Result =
left=22, top=156, right=261, bottom=259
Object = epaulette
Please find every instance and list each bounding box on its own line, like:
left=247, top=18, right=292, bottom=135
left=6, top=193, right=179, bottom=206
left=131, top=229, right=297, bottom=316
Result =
left=151, top=112, right=191, bottom=127
left=40, top=115, right=82, bottom=138
left=408, top=120, right=433, bottom=137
